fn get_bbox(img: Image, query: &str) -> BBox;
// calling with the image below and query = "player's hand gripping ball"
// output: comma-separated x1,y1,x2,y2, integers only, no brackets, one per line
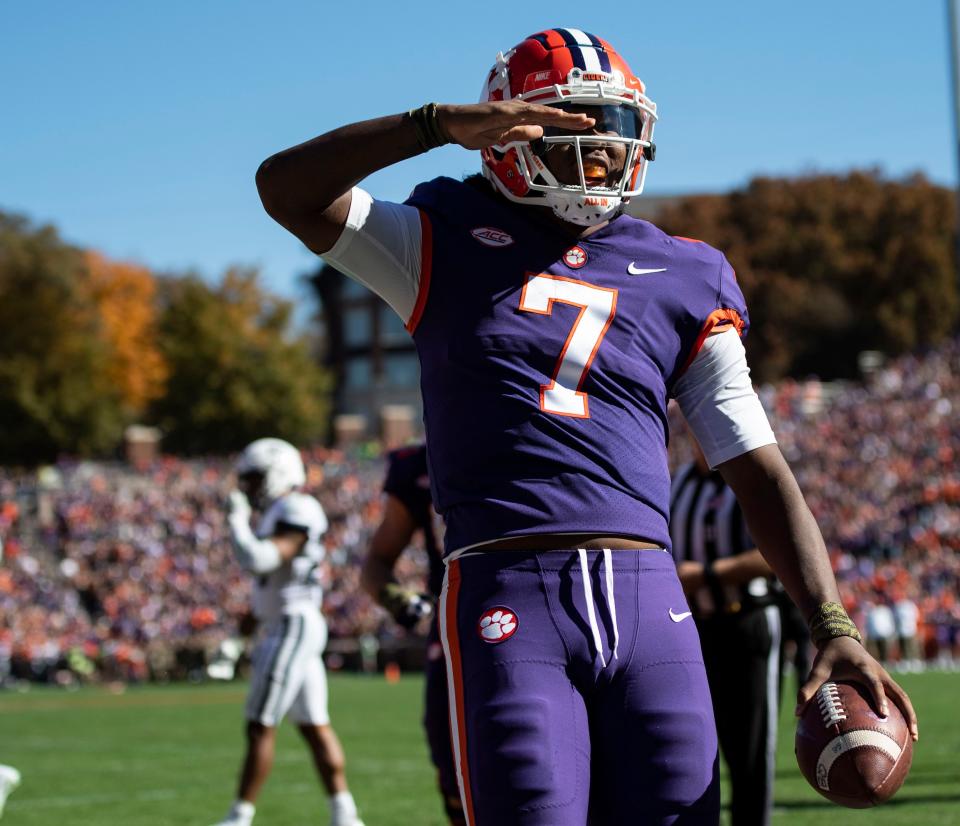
795,681,913,808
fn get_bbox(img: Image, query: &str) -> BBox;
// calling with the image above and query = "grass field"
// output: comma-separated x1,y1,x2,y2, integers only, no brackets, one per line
0,671,957,825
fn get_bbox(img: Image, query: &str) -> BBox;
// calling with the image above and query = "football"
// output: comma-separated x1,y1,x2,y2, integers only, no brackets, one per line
795,680,913,808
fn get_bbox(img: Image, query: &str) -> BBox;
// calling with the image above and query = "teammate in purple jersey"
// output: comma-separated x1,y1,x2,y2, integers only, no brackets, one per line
360,445,463,825
256,27,917,826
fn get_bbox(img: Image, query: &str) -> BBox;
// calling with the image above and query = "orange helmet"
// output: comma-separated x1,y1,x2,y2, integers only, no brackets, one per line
480,28,657,226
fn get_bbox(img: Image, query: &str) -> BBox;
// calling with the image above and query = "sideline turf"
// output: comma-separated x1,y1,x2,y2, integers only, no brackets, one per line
0,671,956,825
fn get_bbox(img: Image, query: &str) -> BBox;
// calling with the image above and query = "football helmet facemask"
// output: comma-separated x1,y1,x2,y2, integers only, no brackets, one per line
235,438,306,505
480,28,657,226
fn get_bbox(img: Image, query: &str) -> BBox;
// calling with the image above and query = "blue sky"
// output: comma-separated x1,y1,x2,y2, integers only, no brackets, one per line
1,1,954,301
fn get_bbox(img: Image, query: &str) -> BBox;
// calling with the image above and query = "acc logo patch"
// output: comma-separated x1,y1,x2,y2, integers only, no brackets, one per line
471,227,514,247
477,607,518,643
563,246,587,268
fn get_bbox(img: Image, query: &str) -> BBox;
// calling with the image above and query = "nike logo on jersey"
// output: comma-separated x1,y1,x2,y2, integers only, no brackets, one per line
627,263,667,276
669,608,693,622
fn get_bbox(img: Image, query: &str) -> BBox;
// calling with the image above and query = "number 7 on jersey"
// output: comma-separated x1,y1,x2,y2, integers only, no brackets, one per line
519,273,618,418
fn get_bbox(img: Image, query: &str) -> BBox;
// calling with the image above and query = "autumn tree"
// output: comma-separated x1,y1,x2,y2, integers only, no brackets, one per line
0,212,126,462
84,251,167,415
655,171,958,381
150,268,330,454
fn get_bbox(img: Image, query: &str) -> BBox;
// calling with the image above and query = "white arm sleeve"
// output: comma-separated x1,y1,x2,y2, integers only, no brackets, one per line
673,329,777,468
320,187,423,323
228,512,282,574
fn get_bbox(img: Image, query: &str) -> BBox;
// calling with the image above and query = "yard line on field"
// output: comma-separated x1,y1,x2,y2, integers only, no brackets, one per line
5,788,183,810
0,735,243,759
4,755,428,811
348,757,428,773
5,782,321,811
0,688,246,713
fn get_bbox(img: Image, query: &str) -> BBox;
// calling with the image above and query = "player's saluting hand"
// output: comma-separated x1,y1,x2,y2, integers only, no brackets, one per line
436,100,595,149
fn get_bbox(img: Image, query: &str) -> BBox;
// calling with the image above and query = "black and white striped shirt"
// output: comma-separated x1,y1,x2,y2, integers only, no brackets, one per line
669,462,764,616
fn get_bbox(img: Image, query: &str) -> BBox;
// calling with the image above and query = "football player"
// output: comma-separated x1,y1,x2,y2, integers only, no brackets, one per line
255,30,917,825
211,439,364,826
360,444,463,825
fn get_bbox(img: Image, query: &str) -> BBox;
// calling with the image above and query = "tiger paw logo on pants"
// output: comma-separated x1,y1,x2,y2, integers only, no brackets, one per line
477,607,518,643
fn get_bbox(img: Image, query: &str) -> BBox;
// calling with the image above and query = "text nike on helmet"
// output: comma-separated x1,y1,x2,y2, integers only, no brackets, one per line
235,438,306,503
480,28,657,227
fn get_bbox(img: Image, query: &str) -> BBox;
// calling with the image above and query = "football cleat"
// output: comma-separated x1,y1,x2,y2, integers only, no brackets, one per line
480,28,657,226
206,637,244,681
210,800,255,826
0,765,22,819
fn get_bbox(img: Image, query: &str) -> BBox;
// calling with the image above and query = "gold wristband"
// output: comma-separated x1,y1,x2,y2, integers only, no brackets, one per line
808,601,863,646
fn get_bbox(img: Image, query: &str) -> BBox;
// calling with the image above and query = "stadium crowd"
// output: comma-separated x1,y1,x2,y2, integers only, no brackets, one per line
767,338,960,667
0,339,958,684
0,450,422,684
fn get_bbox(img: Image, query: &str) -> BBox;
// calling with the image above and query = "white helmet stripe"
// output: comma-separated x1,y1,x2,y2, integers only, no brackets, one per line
563,27,594,47
580,45,603,74
561,28,603,73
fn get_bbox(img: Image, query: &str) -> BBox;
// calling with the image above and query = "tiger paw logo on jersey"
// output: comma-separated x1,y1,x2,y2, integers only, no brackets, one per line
563,246,587,268
477,607,518,643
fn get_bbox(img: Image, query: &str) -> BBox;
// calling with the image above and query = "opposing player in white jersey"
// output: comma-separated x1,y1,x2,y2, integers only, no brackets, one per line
212,438,364,826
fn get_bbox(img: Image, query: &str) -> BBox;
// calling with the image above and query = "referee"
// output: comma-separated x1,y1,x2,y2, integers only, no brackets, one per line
670,439,782,826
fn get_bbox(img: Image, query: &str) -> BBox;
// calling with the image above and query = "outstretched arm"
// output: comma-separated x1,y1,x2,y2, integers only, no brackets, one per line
718,444,918,740
361,495,432,629
255,100,596,253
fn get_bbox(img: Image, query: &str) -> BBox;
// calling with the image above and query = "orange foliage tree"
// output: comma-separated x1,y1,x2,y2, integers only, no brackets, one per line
83,251,168,415
0,213,125,462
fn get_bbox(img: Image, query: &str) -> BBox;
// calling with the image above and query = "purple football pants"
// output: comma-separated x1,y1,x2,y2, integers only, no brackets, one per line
439,550,720,826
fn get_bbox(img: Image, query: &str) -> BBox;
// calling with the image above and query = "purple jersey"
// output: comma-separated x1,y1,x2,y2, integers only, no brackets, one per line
383,444,444,597
406,177,748,553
